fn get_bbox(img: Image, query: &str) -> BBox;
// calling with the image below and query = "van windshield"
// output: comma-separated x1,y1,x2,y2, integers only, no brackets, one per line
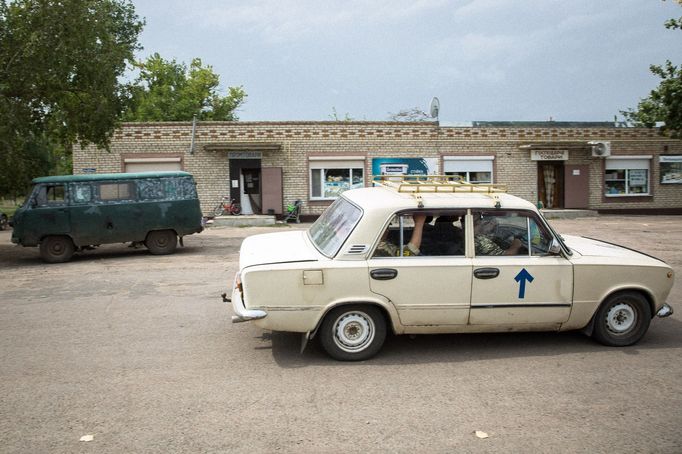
308,197,362,258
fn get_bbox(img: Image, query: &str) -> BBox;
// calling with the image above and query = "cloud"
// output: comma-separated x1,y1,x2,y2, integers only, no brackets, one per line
178,0,451,42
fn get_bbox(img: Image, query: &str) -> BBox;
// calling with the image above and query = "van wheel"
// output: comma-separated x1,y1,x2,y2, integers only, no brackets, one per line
39,236,75,263
592,291,651,347
145,230,177,255
319,305,387,361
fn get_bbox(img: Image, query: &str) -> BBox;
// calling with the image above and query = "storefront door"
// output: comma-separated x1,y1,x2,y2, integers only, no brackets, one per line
537,162,565,209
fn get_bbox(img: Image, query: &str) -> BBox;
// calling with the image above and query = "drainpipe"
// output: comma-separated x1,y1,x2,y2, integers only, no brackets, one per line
189,114,197,154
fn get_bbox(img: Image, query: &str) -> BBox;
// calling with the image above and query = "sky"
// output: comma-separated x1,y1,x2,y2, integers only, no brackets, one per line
132,0,682,124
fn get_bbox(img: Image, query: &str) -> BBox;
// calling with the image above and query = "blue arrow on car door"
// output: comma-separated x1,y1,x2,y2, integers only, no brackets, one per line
514,268,534,299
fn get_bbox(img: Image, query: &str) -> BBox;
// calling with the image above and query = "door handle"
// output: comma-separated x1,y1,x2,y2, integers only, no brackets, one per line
370,268,398,280
474,268,500,279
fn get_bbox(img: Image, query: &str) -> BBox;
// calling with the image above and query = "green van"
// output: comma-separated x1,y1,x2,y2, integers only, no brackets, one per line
11,171,204,263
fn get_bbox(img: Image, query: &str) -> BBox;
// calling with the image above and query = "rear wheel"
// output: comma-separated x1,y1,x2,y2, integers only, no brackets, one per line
230,203,242,215
319,305,387,361
145,230,177,255
592,291,651,347
39,235,75,263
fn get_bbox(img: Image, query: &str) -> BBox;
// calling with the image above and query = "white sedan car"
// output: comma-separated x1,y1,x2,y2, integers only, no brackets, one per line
227,177,674,360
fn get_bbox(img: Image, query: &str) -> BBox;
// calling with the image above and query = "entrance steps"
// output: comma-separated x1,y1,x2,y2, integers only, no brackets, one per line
540,209,598,219
208,214,277,228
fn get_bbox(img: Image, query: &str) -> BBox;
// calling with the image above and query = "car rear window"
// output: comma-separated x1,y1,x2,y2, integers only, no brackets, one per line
308,197,362,257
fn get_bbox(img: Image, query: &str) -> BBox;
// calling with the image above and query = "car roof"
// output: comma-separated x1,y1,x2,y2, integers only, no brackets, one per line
342,185,537,212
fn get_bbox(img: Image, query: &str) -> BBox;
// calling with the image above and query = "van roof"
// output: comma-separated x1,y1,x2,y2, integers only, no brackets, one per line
32,171,193,184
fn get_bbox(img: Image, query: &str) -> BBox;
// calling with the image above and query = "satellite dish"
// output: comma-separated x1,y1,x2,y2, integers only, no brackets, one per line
430,97,440,119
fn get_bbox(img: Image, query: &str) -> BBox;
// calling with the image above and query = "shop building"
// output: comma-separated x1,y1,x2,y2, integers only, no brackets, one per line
74,121,682,218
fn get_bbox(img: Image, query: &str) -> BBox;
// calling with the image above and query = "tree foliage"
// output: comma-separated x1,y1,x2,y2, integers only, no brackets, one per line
0,0,143,195
124,53,246,121
622,1,682,138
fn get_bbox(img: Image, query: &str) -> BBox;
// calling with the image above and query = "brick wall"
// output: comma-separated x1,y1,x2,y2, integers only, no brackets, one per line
74,121,682,216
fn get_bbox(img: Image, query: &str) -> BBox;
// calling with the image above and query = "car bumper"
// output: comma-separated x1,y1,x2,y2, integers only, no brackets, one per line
230,283,267,324
656,303,673,318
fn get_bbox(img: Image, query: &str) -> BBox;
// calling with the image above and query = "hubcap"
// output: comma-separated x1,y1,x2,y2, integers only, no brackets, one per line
606,303,636,334
333,311,375,353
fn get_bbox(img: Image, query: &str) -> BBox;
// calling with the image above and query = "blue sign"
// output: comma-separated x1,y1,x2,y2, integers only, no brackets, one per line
514,268,534,299
371,158,437,177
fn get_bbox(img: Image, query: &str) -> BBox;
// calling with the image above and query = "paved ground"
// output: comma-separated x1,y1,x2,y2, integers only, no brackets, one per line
0,216,681,453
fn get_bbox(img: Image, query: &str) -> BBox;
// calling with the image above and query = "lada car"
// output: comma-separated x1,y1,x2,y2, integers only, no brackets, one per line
227,176,674,361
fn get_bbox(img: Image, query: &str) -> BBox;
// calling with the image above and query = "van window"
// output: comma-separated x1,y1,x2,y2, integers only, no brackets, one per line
36,185,66,206
72,183,93,203
97,182,136,202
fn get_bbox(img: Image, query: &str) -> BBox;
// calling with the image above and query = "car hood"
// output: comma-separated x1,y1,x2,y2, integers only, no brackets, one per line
562,234,665,263
239,230,321,269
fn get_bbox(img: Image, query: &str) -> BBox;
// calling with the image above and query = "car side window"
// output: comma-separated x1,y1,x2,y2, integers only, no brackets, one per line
473,210,556,257
373,210,466,257
473,211,528,256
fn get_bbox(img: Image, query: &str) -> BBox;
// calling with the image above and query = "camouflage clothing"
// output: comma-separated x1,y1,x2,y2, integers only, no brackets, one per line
375,241,420,257
474,235,505,256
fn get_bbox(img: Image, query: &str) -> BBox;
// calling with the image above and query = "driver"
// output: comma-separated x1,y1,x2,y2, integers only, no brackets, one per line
473,215,523,256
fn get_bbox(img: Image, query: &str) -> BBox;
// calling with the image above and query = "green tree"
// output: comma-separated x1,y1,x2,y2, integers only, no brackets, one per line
124,53,246,121
0,0,143,195
623,1,682,138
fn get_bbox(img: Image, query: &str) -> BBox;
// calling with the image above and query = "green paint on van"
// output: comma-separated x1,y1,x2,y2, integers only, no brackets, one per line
11,172,203,262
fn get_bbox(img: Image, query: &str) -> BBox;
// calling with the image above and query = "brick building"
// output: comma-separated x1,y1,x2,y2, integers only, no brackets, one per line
74,121,682,218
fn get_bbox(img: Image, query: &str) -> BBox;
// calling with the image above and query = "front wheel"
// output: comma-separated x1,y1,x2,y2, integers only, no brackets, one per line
319,305,387,361
145,230,177,255
39,235,75,263
592,291,651,347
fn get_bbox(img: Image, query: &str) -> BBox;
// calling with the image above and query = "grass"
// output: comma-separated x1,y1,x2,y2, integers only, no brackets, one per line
0,199,23,218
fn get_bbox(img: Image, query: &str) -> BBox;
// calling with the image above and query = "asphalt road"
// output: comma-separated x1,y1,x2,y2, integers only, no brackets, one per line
1,216,681,453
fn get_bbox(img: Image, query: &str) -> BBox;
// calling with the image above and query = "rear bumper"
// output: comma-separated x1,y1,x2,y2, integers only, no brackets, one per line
229,281,267,323
656,303,673,318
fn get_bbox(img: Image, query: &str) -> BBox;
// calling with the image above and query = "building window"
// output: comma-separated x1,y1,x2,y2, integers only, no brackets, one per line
605,157,651,196
443,156,494,183
310,159,364,200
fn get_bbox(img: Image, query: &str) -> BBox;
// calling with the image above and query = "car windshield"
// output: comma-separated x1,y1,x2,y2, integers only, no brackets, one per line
308,197,362,258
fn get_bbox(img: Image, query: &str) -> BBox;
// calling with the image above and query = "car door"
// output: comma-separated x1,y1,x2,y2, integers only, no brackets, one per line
468,210,573,326
368,210,473,326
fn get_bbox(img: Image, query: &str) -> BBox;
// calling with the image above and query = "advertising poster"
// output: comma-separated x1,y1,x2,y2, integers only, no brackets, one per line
660,155,682,184
371,158,438,179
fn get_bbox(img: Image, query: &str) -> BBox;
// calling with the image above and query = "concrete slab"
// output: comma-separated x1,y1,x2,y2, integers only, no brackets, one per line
209,214,276,227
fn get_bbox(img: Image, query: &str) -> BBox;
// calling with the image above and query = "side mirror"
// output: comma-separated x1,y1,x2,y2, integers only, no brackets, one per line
30,198,37,208
549,238,562,255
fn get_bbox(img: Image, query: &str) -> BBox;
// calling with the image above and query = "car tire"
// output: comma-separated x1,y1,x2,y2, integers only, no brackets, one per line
145,230,177,255
39,235,75,263
319,305,387,361
592,291,651,347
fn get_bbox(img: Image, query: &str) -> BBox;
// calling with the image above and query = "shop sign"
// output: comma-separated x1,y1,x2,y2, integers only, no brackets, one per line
371,157,438,176
228,151,262,159
660,155,682,184
530,150,568,161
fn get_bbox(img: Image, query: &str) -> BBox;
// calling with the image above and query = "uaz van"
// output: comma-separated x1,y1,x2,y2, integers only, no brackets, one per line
11,171,203,263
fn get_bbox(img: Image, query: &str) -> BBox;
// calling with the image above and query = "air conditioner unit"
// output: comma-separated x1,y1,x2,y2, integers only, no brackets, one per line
588,141,611,157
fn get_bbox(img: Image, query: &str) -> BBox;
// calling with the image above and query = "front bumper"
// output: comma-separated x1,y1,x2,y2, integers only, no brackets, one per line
229,282,267,324
656,303,674,318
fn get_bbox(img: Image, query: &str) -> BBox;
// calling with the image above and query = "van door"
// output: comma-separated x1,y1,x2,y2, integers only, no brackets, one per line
93,180,139,243
23,184,71,244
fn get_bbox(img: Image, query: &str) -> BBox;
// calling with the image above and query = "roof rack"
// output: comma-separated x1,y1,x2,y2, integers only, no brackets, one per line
372,175,507,208
372,175,507,193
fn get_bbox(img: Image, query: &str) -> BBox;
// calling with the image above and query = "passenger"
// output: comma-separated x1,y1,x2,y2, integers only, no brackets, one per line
375,214,427,257
421,215,464,255
473,215,522,256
